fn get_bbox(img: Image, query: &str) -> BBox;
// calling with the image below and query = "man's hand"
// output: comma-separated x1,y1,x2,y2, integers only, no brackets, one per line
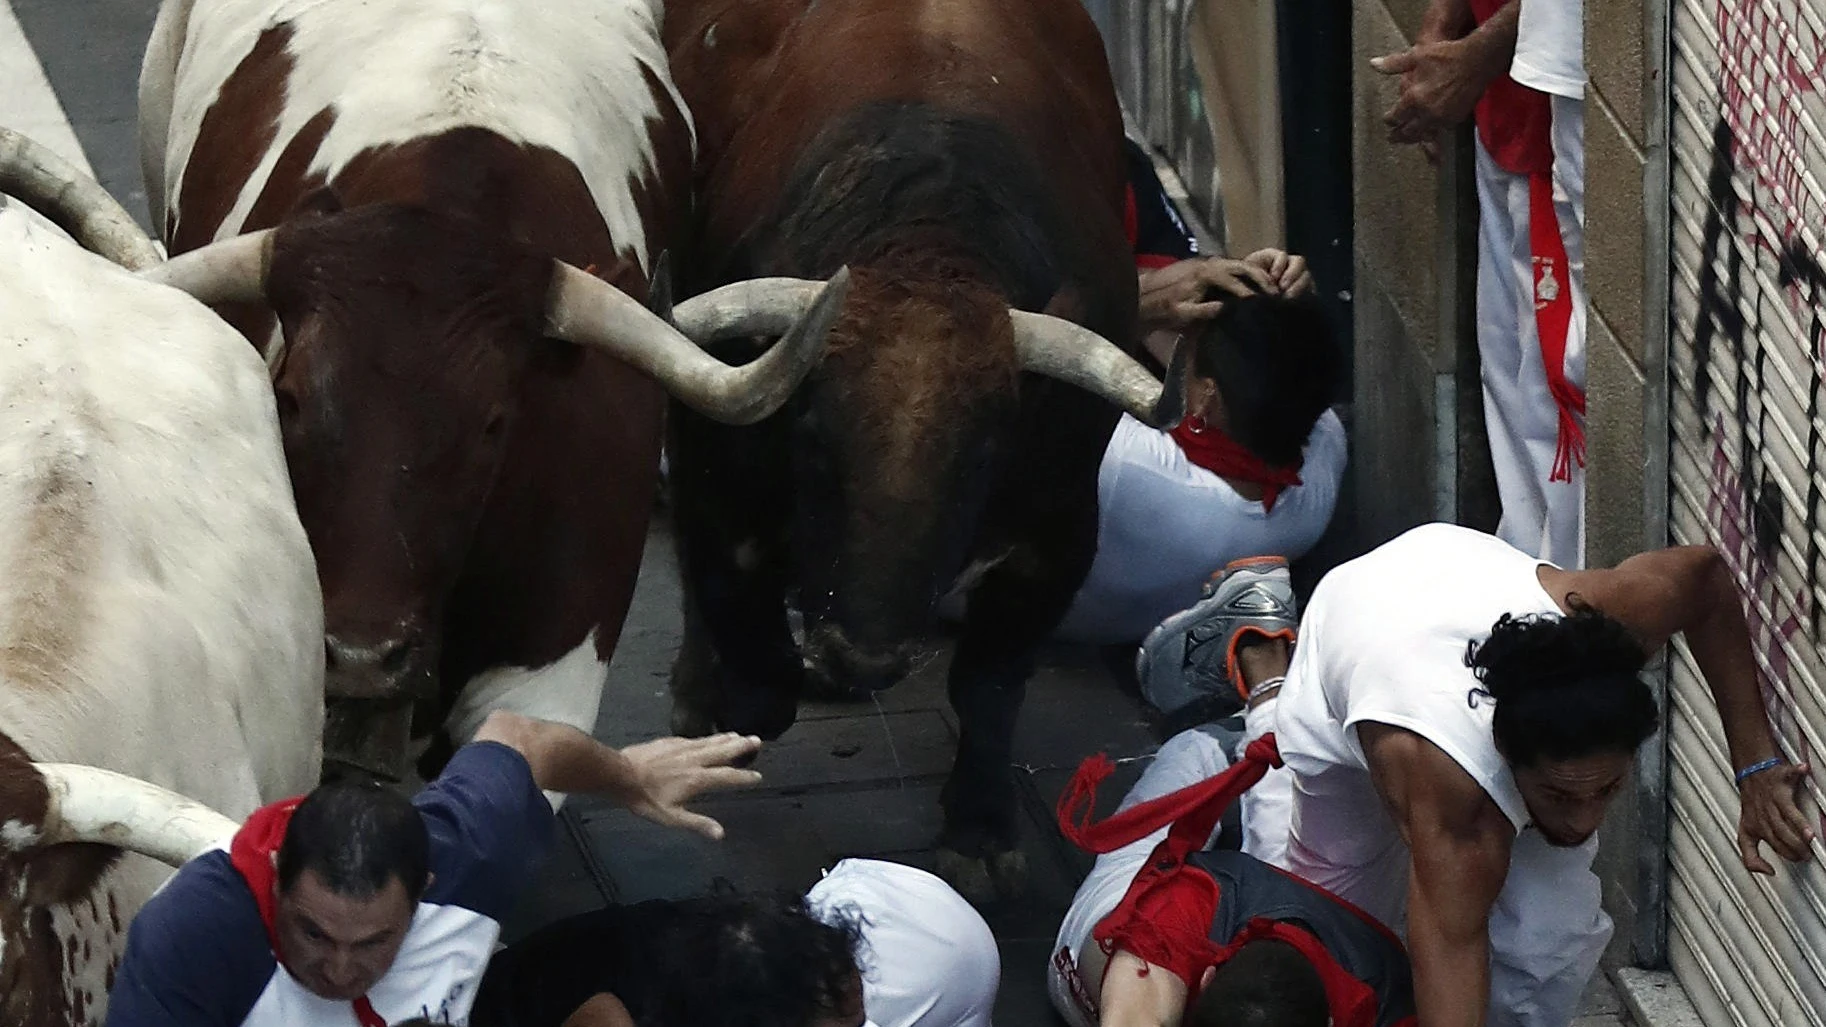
1371,0,1518,161
1243,248,1314,297
1738,761,1816,873
1137,257,1278,333
615,733,765,840
472,711,764,840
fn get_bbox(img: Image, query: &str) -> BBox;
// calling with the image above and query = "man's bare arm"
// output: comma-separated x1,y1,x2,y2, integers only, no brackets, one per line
473,710,763,839
1363,723,1514,1027
1550,549,1815,868
1097,951,1190,1027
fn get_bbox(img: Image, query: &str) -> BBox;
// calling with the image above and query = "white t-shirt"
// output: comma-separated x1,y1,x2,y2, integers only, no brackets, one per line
1511,0,1585,99
1264,524,1562,930
1053,409,1348,643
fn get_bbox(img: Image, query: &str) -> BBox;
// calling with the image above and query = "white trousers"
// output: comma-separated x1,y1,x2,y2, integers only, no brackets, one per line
1475,94,1588,569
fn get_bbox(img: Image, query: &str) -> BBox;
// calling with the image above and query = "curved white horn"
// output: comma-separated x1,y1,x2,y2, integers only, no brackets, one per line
668,277,834,343
32,763,238,868
139,229,275,305
0,127,164,271
546,264,851,425
1009,311,1187,428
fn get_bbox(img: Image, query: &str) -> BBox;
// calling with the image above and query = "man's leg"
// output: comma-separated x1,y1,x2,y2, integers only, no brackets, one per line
1540,93,1588,570
1237,641,1291,865
1476,138,1563,563
1486,830,1612,1027
1134,558,1296,859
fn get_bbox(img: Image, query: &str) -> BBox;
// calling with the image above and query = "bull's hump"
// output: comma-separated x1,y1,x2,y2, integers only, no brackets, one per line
164,0,694,267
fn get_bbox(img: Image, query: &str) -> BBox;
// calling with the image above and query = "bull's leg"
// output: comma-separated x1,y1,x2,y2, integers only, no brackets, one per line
936,384,1110,904
666,404,802,740
937,625,1042,903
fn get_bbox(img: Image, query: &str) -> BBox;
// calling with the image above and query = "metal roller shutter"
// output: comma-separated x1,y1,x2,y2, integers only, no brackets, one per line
1667,0,1826,1021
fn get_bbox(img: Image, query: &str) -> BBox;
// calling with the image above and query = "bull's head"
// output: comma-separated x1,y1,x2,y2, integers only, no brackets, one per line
673,266,1183,697
0,749,236,1026
137,204,848,709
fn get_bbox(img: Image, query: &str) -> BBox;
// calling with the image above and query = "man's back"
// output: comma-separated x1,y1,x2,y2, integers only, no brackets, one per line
1257,524,1560,922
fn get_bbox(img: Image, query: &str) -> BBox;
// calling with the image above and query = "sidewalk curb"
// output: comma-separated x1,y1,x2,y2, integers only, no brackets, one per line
1613,968,1705,1027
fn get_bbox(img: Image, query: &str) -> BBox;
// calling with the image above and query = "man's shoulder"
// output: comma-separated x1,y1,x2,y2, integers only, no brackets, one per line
1357,723,1515,833
110,851,277,1026
414,740,555,917
133,850,269,946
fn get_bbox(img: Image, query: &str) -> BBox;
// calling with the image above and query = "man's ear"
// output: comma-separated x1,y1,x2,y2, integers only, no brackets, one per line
1198,963,1217,991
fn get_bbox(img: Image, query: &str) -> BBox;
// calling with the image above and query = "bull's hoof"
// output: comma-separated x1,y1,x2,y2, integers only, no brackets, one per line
934,846,1028,906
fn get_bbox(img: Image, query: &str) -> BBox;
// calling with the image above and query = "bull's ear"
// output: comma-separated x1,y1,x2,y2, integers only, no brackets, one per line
290,185,344,221
647,250,675,322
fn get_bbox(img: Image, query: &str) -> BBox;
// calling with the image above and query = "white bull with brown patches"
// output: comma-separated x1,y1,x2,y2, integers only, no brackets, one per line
0,132,322,1026
135,0,849,782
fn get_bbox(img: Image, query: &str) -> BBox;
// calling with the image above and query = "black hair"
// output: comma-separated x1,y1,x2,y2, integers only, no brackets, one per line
1466,605,1660,767
276,778,430,903
1190,290,1342,468
1186,937,1329,1027
637,892,866,1027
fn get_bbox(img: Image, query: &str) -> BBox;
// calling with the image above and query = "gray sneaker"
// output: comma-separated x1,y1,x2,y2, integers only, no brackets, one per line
1136,556,1298,718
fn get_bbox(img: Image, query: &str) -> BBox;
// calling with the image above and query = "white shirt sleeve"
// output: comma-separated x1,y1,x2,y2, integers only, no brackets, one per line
1510,0,1586,99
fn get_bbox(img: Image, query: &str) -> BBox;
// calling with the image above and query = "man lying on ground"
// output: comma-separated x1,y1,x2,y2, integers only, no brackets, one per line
470,858,998,1027
1135,525,1813,1026
1048,727,1415,1027
105,712,764,1027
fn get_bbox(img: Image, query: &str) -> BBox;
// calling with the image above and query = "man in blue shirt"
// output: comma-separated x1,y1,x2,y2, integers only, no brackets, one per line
106,712,764,1027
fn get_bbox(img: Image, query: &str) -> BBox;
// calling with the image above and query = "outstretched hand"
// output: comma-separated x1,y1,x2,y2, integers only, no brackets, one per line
618,732,764,841
1738,760,1816,873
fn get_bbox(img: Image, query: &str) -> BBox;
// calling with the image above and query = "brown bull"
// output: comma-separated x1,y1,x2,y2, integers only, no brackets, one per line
661,0,1180,898
137,0,847,778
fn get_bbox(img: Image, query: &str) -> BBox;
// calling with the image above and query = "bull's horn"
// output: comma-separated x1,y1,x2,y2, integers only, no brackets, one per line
32,763,238,868
0,127,164,271
139,229,275,305
546,264,851,425
667,277,837,343
1009,311,1187,428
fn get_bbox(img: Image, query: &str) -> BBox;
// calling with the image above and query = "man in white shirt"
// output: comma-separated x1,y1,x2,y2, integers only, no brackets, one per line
1140,525,1811,1027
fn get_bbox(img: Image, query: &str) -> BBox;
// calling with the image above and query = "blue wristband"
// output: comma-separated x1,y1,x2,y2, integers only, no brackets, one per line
1735,756,1785,785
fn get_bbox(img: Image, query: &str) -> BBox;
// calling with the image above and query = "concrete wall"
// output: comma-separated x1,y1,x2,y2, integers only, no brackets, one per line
1583,0,1667,968
1350,0,1497,555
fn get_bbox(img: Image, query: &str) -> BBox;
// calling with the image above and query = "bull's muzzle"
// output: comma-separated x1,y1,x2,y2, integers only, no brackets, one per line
802,623,915,698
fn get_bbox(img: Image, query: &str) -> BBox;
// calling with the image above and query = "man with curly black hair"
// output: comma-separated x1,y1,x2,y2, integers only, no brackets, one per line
1132,522,1810,1027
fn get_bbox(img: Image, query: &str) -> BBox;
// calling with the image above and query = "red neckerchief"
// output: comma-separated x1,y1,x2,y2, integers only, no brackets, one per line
1469,0,1586,483
1169,416,1305,512
229,798,389,1027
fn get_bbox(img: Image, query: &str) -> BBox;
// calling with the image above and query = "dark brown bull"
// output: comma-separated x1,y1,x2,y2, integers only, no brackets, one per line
662,0,1180,898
